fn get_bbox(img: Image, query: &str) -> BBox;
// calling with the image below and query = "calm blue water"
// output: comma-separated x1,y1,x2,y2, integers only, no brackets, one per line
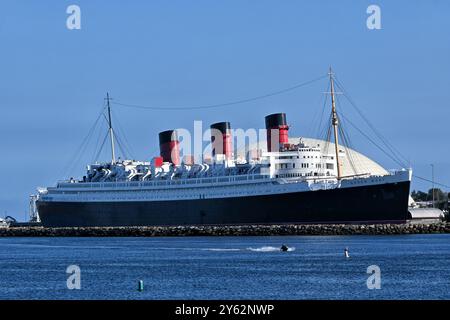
0,235,449,300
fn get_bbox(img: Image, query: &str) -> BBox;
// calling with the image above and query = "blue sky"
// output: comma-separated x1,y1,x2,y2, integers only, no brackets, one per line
1,1,449,220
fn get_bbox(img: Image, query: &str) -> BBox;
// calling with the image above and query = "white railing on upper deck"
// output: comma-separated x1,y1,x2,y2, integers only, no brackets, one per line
56,174,272,190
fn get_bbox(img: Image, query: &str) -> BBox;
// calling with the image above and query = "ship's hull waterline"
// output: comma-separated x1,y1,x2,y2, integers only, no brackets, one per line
37,180,411,227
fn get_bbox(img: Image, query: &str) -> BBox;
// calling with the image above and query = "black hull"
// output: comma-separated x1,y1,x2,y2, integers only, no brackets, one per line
37,181,411,227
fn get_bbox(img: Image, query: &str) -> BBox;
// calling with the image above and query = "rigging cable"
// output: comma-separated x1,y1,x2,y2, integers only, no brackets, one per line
337,116,358,175
111,110,136,159
94,131,110,163
338,112,406,169
333,77,450,189
333,77,409,168
335,96,362,175
91,116,107,163
333,101,449,189
412,175,450,189
321,112,333,173
61,105,106,177
114,133,130,160
94,105,136,161
315,81,330,139
307,81,329,138
111,75,328,111
93,113,115,161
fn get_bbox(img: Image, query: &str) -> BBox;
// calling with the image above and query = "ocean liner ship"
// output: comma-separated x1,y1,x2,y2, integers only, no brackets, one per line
35,71,412,227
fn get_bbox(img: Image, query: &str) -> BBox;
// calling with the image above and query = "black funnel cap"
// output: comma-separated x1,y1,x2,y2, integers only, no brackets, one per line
265,113,287,129
159,130,178,145
210,122,231,134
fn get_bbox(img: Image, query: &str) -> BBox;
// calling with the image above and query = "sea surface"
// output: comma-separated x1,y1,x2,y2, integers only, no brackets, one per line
0,234,449,300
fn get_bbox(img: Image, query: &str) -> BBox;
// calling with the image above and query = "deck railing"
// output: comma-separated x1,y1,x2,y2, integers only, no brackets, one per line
56,174,272,190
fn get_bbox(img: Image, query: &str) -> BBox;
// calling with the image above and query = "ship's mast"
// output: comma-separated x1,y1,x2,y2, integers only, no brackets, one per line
431,164,435,208
106,92,116,164
329,68,341,180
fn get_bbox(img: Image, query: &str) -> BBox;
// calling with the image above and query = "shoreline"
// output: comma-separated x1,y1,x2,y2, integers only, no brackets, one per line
1,222,449,237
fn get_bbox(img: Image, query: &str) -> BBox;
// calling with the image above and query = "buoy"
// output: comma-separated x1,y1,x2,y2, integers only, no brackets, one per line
138,280,144,292
344,247,350,258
